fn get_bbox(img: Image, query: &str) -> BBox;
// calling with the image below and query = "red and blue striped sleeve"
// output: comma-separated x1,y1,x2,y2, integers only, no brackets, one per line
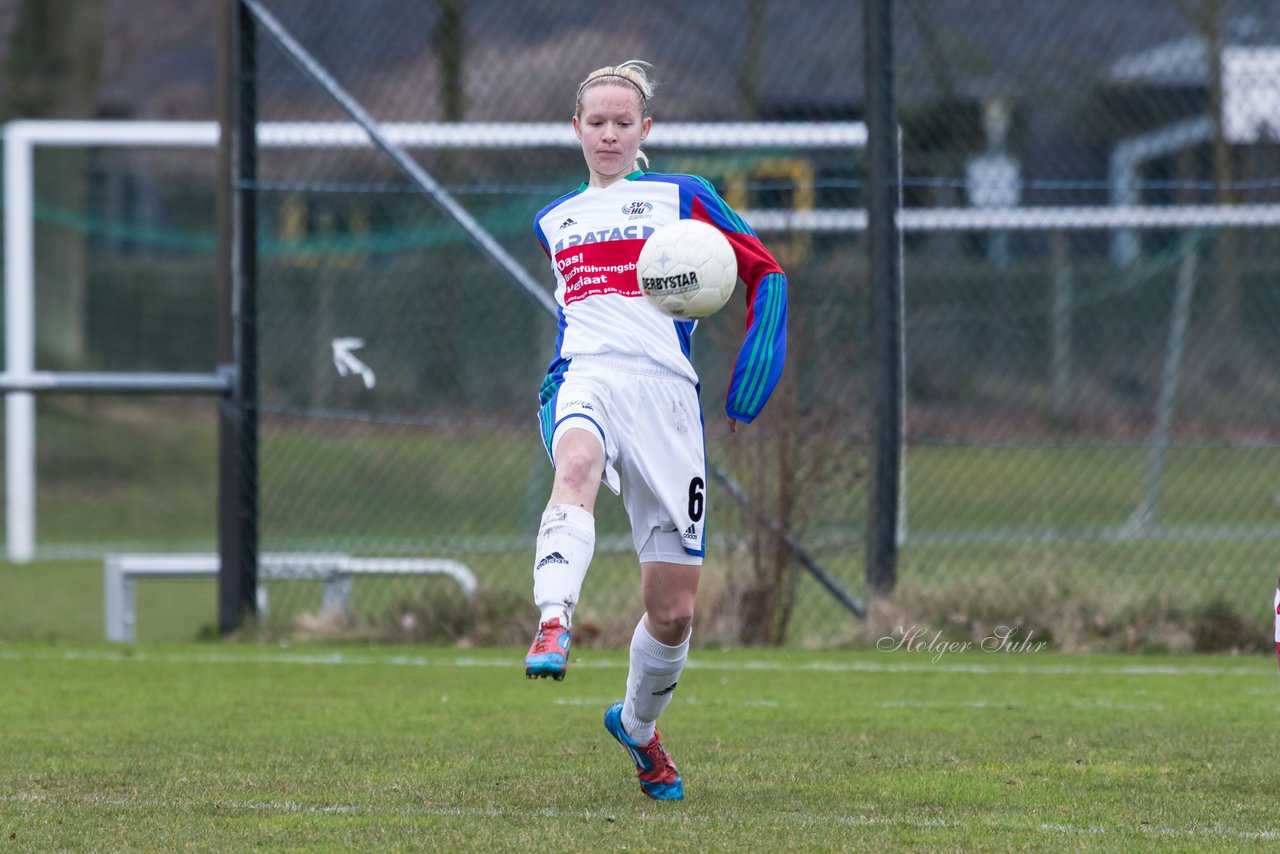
673,175,788,424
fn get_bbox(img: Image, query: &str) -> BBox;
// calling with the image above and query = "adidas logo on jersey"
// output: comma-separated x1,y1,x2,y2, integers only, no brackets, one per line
682,524,697,540
559,217,577,229
536,551,570,570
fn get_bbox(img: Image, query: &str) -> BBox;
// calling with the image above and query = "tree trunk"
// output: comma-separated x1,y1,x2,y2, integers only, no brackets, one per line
5,0,104,369
738,0,766,119
1203,0,1240,343
425,0,466,402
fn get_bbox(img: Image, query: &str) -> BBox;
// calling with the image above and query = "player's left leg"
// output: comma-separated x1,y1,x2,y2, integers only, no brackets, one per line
602,369,703,798
604,552,698,800
624,560,699,741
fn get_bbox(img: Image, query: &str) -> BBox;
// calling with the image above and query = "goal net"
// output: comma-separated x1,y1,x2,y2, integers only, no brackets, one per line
9,0,1279,644
231,0,869,641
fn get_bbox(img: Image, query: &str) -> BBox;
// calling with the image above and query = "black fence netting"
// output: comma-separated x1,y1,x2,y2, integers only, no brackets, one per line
14,0,1277,649
239,0,870,645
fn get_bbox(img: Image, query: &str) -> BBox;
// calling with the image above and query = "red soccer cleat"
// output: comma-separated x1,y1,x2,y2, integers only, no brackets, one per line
525,618,571,681
603,702,684,800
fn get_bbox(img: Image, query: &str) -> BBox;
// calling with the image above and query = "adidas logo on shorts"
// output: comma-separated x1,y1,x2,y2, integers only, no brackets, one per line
682,524,697,541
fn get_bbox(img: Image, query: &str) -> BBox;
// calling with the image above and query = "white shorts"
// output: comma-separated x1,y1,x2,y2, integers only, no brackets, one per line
539,354,706,564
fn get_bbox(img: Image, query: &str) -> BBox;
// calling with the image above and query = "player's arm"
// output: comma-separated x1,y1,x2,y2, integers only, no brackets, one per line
682,177,788,425
725,267,787,426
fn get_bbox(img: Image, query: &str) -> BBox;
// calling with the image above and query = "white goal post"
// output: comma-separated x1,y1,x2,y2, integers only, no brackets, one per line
2,118,866,562
104,552,477,643
8,119,1280,560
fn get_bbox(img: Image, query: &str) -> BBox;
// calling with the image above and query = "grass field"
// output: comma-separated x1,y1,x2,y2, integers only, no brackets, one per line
17,398,1278,652
0,642,1275,851
6,403,1277,846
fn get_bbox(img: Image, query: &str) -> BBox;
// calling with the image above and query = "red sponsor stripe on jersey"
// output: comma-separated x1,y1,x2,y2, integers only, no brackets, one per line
556,240,645,306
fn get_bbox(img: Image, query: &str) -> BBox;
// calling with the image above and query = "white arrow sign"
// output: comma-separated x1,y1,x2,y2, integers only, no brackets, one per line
331,337,376,389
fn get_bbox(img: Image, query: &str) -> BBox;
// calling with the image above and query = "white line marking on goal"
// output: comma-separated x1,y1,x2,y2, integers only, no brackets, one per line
555,695,783,708
1042,821,1278,841
0,646,1269,679
551,697,619,706
1041,822,1109,834
1,792,1274,840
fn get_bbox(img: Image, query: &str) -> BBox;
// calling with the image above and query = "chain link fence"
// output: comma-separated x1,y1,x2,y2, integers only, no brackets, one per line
889,0,1279,651
8,0,1278,648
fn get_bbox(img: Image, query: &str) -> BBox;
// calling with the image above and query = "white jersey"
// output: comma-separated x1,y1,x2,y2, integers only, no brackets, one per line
535,175,698,382
533,172,788,560
534,170,788,425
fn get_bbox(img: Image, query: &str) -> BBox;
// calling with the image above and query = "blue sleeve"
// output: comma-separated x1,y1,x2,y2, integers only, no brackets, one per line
663,174,788,423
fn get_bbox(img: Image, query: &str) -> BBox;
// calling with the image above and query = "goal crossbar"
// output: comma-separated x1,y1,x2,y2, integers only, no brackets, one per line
8,118,1279,564
0,371,232,394
3,118,868,149
2,118,865,563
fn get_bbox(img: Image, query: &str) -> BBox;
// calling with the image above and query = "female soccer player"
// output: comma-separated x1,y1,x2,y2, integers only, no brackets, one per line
524,60,788,801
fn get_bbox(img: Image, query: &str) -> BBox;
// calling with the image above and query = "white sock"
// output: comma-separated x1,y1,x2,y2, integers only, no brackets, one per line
621,617,689,745
532,504,595,627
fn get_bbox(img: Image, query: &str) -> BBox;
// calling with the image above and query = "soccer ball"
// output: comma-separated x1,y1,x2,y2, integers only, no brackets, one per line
636,220,738,320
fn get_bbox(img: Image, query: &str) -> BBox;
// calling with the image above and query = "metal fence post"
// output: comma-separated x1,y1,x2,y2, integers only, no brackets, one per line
864,0,902,596
216,0,260,633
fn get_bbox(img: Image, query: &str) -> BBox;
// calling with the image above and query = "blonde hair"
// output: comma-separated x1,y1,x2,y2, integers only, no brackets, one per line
575,60,656,170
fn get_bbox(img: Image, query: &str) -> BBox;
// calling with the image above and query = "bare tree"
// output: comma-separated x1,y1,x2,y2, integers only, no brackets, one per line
4,0,104,369
716,272,862,645
1176,0,1240,346
737,0,766,119
434,0,464,123
424,0,466,399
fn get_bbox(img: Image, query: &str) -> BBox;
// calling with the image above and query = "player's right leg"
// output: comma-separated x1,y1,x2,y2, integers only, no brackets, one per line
526,426,606,680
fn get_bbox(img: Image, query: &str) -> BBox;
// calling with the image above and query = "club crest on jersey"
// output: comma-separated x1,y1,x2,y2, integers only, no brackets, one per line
622,201,653,218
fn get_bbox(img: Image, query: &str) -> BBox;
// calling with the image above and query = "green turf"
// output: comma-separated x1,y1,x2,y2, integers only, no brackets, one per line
31,398,1280,548
0,642,1275,851
15,400,1277,649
